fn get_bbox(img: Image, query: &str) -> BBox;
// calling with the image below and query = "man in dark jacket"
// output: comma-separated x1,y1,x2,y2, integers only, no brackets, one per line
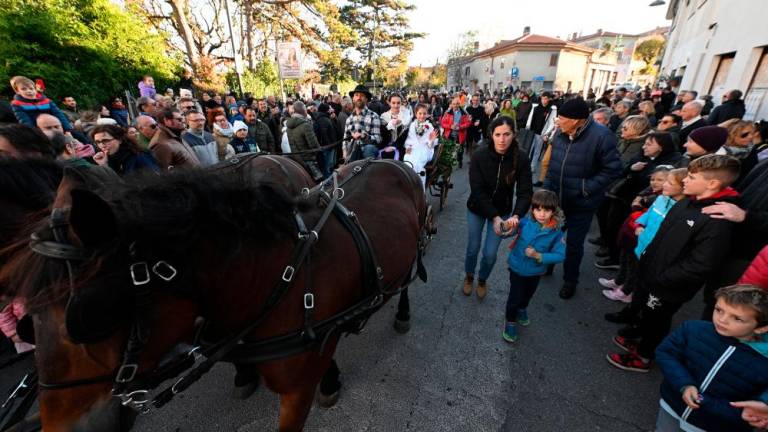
529,92,553,135
315,103,338,176
678,101,708,149
244,107,275,153
286,101,322,180
465,94,486,155
707,89,746,125
543,98,622,299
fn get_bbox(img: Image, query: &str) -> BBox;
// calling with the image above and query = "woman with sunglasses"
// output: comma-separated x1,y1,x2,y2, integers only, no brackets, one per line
91,124,159,176
720,120,758,187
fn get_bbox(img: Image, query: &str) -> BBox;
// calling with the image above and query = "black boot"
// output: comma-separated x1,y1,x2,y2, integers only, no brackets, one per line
559,283,576,299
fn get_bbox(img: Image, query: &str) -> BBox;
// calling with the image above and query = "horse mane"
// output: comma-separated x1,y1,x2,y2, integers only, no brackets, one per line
0,158,62,210
0,164,298,309
104,166,298,251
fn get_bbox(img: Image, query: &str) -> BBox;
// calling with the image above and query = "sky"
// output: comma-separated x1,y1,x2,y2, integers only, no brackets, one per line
407,0,671,66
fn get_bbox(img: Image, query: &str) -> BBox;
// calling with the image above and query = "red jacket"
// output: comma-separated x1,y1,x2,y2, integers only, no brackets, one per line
440,109,472,144
739,245,768,289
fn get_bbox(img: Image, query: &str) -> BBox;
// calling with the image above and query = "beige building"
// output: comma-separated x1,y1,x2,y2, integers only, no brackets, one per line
448,29,618,95
661,0,768,120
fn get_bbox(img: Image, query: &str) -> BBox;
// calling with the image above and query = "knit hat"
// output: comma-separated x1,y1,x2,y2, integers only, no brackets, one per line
688,126,728,153
558,98,590,120
232,120,248,134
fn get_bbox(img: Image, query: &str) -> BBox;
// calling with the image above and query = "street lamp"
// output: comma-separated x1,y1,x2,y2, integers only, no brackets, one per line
649,0,665,6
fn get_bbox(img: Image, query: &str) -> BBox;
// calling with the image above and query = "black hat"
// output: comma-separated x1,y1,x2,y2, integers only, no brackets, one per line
349,84,372,100
318,103,330,113
558,98,590,120
688,126,728,153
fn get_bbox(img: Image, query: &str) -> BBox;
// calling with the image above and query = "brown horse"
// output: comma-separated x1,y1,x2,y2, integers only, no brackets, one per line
0,154,426,431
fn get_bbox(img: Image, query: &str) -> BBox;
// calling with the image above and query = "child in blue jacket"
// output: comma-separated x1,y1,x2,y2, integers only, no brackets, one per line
9,76,72,131
503,189,566,342
655,284,768,431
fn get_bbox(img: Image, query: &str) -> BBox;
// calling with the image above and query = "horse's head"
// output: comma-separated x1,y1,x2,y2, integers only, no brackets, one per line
1,168,201,431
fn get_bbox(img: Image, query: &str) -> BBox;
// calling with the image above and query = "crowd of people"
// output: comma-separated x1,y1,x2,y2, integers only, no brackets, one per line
2,69,768,431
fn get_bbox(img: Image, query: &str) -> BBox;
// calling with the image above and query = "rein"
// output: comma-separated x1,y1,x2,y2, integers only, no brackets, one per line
28,155,427,416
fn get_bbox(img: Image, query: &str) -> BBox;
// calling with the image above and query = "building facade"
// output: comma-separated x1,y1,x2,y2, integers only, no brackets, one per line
450,30,620,95
661,0,768,120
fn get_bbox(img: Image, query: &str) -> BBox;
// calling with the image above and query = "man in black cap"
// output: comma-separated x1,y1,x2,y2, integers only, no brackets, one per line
342,85,382,161
543,98,622,299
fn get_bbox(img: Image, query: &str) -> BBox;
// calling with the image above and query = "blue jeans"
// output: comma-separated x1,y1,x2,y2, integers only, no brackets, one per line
362,144,378,159
464,209,506,281
322,148,336,177
562,209,594,287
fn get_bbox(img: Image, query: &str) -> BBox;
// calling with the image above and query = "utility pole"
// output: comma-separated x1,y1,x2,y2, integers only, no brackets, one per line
223,0,244,96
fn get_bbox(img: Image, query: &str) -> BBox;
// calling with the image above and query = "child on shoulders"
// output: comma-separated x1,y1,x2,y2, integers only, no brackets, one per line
503,190,566,342
9,76,73,131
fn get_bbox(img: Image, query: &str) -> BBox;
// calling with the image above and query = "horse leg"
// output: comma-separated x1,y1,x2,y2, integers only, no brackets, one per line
393,288,411,334
232,362,260,399
317,359,341,408
278,383,318,432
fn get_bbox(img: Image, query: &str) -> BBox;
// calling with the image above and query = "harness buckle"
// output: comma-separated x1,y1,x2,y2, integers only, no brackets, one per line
130,262,151,286
304,293,314,309
376,267,384,280
333,188,345,200
152,261,178,282
115,363,139,383
301,187,310,197
117,389,151,414
282,266,295,282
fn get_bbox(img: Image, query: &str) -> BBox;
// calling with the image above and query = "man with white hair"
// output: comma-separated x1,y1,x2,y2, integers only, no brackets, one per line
678,100,708,149
286,101,322,180
591,107,613,128
135,115,158,150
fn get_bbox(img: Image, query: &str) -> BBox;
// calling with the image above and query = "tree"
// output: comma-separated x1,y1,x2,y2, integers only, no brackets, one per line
446,30,478,62
634,38,665,74
0,0,180,106
339,0,425,84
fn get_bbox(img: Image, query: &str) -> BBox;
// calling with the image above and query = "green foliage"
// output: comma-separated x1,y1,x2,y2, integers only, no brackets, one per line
634,39,665,70
438,136,458,171
226,59,281,98
339,0,424,83
0,0,180,107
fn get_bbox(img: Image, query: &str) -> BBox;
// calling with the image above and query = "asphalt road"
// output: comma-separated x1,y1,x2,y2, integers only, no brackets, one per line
0,162,701,431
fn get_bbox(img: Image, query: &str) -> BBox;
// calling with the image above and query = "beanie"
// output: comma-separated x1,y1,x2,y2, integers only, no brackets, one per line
558,98,590,120
688,126,728,153
232,120,248,134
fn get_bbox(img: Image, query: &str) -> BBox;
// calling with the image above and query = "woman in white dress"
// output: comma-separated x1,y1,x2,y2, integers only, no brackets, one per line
404,104,440,187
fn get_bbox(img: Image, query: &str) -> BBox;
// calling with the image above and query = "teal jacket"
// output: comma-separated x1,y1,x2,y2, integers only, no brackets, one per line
507,214,566,276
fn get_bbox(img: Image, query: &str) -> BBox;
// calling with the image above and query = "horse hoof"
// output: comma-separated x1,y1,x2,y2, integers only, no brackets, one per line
232,377,260,399
317,390,340,408
393,319,411,334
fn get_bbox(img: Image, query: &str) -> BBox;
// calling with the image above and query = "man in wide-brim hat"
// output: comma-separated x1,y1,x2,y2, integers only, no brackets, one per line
348,84,372,100
342,84,381,161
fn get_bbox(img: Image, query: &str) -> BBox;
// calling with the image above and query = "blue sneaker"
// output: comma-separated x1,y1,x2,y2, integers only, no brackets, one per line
502,322,517,343
517,309,530,326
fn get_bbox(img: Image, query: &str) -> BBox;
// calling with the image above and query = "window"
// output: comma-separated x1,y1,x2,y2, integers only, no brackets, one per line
549,54,559,66
611,72,618,83
744,47,768,121
465,66,470,77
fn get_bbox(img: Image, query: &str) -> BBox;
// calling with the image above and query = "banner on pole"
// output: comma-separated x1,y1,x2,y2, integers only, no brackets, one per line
277,41,302,79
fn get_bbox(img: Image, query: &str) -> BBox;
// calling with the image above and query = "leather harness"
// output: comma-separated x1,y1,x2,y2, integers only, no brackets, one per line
29,154,428,415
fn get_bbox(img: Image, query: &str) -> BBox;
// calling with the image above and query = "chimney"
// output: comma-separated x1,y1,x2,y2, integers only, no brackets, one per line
523,26,531,36
572,32,578,40
473,41,480,53
598,28,603,35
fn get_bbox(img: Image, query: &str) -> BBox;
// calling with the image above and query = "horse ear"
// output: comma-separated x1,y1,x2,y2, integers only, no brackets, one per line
69,189,118,248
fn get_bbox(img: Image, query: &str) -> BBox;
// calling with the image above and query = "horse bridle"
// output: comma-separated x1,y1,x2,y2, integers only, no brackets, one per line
27,156,427,416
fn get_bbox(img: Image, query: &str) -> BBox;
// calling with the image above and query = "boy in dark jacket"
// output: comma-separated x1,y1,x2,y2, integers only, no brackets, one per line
607,154,742,372
654,284,768,432
9,76,72,131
